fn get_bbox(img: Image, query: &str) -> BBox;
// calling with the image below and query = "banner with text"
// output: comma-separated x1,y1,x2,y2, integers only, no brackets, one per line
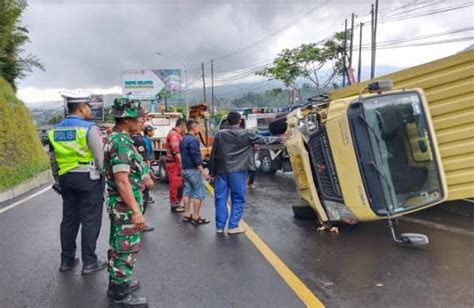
121,69,181,100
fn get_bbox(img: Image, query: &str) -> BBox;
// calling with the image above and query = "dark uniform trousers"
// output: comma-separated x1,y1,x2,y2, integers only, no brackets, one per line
59,172,104,265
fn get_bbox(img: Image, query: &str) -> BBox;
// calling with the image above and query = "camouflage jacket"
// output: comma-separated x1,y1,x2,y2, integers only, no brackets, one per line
104,128,149,217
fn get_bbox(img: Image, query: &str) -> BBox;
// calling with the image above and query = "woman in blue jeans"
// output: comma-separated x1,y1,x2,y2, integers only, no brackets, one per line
179,120,210,225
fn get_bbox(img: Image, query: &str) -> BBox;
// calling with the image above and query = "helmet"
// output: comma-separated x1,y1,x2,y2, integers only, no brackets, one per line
110,98,147,118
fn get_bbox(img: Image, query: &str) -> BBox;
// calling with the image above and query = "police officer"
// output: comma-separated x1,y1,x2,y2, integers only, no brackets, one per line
104,98,152,307
48,93,106,274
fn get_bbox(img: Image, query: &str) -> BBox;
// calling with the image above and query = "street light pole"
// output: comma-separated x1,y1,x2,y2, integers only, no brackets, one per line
154,52,189,118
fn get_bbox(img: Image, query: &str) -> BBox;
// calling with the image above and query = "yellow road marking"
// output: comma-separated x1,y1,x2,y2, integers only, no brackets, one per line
204,181,324,308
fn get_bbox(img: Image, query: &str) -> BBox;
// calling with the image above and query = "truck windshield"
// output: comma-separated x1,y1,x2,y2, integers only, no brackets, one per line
359,92,443,214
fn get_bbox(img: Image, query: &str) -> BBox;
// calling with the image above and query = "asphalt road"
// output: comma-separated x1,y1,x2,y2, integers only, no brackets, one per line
0,172,473,307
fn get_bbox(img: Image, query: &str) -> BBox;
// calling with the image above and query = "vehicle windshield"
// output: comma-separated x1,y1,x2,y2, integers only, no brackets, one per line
360,92,443,214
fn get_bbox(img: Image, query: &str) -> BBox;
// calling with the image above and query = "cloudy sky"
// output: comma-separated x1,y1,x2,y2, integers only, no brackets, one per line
18,0,473,103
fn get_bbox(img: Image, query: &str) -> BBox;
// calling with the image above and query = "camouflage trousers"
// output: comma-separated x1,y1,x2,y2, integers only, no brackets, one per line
107,211,142,286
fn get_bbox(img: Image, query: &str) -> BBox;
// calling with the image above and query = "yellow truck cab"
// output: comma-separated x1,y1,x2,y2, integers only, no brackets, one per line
286,82,448,245
285,50,473,245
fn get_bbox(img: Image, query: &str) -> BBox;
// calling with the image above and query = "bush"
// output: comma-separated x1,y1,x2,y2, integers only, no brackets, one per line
0,77,49,190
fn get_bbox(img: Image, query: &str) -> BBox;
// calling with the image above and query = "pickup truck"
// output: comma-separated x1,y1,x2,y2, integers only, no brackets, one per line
147,104,212,182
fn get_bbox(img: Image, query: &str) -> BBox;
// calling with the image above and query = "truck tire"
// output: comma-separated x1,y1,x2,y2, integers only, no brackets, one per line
259,151,277,175
158,158,168,183
292,205,318,220
269,116,287,135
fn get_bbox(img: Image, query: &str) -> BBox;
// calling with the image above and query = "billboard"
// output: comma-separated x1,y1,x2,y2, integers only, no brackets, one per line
121,69,181,99
89,95,104,120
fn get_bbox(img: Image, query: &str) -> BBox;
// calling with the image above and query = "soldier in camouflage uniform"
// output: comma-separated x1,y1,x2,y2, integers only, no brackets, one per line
104,98,153,307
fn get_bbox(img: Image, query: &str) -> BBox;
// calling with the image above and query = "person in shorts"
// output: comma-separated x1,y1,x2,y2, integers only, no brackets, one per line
179,120,210,226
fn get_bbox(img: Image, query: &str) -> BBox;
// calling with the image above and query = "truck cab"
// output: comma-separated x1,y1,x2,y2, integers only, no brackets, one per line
286,81,447,243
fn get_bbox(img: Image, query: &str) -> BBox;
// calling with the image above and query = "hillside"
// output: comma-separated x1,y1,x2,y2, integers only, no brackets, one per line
0,77,50,190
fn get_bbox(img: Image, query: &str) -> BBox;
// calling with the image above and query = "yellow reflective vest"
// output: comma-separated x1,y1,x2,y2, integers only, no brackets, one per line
48,116,94,175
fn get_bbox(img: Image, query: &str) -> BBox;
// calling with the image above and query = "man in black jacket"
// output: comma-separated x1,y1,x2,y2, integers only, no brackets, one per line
209,111,283,234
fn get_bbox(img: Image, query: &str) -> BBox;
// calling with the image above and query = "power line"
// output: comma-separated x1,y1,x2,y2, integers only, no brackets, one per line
207,0,472,98
355,36,473,51
213,0,332,62
380,2,473,23
354,27,474,49
375,36,474,49
380,0,445,19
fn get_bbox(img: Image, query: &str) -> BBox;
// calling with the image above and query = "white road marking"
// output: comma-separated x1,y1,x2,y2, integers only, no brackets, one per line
0,185,52,215
401,216,474,238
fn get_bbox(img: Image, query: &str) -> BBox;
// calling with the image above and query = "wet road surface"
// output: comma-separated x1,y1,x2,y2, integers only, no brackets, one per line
245,173,474,307
0,172,473,307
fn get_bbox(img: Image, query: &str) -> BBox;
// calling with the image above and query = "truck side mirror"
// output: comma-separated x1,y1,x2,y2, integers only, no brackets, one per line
400,233,429,246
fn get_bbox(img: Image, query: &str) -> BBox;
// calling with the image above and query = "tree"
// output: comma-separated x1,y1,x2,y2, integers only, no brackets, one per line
256,31,348,99
47,114,64,125
0,0,44,90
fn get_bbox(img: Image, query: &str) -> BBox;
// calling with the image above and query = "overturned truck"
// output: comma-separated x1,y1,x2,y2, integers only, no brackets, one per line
284,50,474,245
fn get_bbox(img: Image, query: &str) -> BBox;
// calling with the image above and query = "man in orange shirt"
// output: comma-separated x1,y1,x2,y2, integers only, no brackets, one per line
165,118,187,212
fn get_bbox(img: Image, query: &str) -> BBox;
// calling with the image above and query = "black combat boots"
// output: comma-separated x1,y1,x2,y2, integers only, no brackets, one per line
108,282,147,307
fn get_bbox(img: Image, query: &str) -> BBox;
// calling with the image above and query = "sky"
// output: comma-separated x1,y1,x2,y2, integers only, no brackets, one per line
17,0,474,104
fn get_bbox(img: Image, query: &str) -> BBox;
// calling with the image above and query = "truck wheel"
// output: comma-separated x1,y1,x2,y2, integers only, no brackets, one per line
292,205,318,220
269,116,287,135
158,158,168,183
259,152,277,175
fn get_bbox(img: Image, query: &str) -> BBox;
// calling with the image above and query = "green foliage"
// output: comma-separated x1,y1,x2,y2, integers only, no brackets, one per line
257,31,348,95
0,0,44,90
228,86,317,108
0,76,49,190
213,110,227,125
175,106,187,117
47,114,64,125
269,88,283,97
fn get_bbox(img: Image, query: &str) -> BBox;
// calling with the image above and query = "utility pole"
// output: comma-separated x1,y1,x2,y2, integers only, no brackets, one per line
211,60,215,116
371,4,375,79
373,0,379,78
349,13,355,71
371,1,379,79
357,22,364,83
342,18,348,87
201,62,207,104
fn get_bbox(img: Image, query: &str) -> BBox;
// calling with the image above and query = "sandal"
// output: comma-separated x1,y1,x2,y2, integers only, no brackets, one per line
191,217,210,226
182,214,192,223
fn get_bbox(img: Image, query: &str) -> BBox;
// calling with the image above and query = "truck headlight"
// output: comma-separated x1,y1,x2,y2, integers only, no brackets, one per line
324,201,358,225
298,114,319,141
